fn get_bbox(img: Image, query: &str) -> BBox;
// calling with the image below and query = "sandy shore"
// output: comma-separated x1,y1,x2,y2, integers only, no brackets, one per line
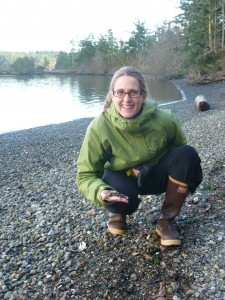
0,78,225,299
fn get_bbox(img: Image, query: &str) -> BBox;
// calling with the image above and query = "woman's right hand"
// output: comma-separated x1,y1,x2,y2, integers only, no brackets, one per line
101,190,129,203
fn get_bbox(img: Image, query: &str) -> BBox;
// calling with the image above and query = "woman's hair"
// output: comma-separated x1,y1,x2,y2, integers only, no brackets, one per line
103,66,147,111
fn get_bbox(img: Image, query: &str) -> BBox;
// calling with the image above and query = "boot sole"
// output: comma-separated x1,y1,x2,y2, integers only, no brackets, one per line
108,226,126,235
156,228,181,246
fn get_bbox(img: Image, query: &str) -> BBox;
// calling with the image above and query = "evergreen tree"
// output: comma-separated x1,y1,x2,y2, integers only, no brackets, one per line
125,20,152,55
55,52,70,70
178,0,223,72
12,56,35,74
97,29,119,72
77,35,96,64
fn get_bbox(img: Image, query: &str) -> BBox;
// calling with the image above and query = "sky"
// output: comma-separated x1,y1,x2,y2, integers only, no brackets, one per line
1,0,181,53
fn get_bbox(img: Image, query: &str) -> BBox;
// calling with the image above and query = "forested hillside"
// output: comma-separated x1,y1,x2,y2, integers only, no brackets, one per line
1,0,225,81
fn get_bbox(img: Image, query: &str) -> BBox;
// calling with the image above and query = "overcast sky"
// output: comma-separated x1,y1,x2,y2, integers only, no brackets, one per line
1,0,181,52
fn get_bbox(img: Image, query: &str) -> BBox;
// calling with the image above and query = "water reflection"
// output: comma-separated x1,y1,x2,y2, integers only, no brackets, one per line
0,75,184,134
72,75,110,104
14,75,35,83
146,78,182,101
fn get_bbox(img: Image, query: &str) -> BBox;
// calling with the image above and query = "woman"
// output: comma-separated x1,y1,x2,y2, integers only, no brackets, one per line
76,66,202,246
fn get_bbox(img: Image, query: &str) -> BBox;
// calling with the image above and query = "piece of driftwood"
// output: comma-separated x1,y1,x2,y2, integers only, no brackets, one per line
195,95,210,111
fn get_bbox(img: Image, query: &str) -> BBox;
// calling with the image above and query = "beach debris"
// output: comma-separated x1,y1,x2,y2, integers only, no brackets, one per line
151,282,166,299
195,95,210,111
78,241,87,251
60,292,69,300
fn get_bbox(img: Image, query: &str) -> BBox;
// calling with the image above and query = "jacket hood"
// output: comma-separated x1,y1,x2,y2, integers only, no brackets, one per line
106,101,158,131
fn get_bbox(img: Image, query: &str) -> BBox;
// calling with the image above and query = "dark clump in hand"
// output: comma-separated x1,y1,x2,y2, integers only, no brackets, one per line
110,191,128,198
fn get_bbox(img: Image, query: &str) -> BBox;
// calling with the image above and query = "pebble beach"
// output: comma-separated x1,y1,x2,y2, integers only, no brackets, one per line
0,78,225,300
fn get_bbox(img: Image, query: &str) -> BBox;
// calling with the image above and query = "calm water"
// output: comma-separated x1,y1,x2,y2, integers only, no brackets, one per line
0,75,185,134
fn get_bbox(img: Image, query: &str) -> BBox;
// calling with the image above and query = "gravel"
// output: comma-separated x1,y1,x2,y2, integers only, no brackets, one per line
0,78,225,300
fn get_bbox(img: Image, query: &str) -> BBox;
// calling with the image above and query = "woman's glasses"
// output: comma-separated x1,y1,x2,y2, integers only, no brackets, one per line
113,89,142,98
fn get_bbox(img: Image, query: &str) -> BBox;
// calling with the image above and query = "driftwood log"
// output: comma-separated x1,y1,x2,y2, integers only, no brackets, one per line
195,95,210,111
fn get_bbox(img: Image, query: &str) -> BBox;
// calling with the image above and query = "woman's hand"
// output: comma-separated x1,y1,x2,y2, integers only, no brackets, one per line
131,168,141,177
101,190,129,203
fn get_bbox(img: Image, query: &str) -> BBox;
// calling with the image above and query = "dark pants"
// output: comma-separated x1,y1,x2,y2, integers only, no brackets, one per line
102,145,202,215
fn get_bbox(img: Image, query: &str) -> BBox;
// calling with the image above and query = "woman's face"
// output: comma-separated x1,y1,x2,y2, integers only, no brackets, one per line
112,75,146,119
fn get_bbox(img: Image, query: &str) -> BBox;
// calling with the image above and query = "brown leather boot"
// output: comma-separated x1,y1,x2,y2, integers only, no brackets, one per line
156,177,189,246
108,213,127,235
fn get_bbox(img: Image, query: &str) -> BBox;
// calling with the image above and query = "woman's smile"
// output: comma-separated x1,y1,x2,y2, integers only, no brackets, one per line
112,75,146,118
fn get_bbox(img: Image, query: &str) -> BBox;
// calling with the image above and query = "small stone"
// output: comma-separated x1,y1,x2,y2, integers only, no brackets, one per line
4,291,12,300
48,229,55,236
130,273,137,281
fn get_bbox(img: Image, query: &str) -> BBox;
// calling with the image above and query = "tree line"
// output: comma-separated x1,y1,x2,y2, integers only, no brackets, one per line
0,0,224,79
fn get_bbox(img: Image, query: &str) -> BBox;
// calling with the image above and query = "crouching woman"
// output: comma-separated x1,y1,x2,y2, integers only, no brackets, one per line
76,66,202,246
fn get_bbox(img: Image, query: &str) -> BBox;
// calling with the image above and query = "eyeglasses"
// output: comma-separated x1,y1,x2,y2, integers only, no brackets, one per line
112,89,142,98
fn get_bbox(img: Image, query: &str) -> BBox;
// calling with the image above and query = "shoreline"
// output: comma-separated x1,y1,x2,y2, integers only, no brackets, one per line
1,78,225,299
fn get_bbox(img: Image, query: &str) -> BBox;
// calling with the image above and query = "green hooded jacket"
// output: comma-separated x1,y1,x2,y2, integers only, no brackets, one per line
76,101,187,207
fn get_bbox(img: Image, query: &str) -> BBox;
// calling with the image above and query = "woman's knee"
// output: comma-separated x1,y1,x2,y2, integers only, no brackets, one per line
178,145,201,163
170,145,202,193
